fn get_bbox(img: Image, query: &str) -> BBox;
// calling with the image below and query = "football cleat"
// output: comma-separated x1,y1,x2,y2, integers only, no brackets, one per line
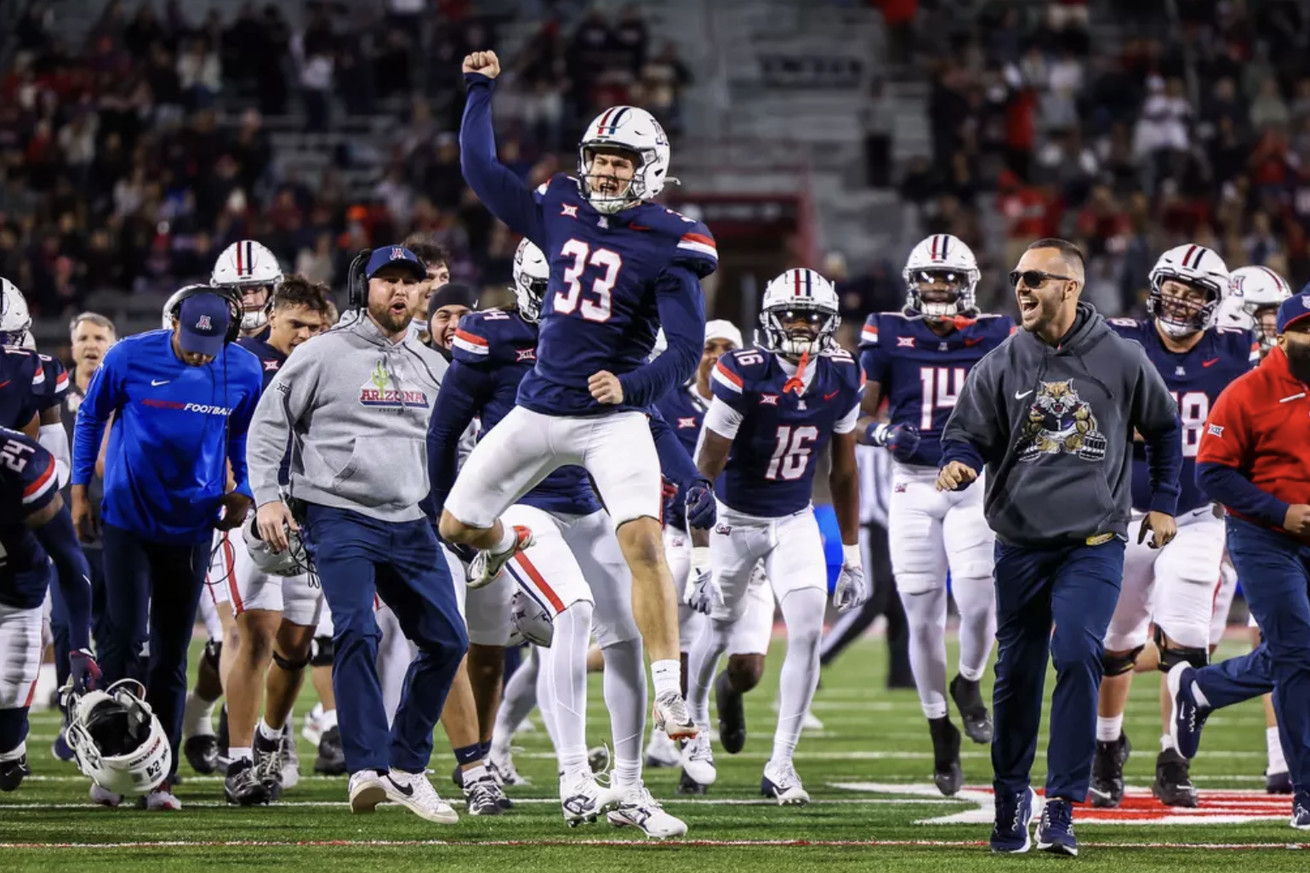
254,730,285,800
463,773,506,816
949,674,993,744
1153,748,1198,807
653,690,698,741
715,672,747,754
468,525,534,589
183,733,219,774
348,770,387,813
929,717,964,796
1035,797,1078,856
1088,732,1131,808
225,758,270,806
990,786,1036,853
1293,796,1310,830
301,704,326,747
607,783,688,839
383,769,459,824
280,730,300,791
680,733,717,786
643,728,681,768
0,753,29,791
675,768,709,795
559,768,621,826
1267,769,1294,795
314,726,346,775
137,781,182,811
760,759,809,805
1167,663,1211,759
489,749,529,787
89,784,124,807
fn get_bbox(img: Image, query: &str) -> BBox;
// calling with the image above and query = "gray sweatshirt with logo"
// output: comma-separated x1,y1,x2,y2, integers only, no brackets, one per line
940,302,1183,546
247,315,448,522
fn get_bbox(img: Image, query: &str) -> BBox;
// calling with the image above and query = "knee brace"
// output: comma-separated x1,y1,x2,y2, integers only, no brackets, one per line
309,635,334,667
1154,625,1208,672
1101,644,1144,677
202,638,222,672
272,649,311,673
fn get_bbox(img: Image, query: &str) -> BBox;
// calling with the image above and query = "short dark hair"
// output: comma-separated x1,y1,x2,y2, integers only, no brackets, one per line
273,274,333,316
1026,238,1086,274
403,233,450,270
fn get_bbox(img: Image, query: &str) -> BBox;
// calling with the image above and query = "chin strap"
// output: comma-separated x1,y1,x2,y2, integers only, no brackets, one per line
783,350,810,395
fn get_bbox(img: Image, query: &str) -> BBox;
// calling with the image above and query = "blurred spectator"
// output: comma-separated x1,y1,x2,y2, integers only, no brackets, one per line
178,38,223,111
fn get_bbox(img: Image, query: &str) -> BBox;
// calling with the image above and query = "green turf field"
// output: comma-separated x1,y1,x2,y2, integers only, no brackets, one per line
2,633,1303,871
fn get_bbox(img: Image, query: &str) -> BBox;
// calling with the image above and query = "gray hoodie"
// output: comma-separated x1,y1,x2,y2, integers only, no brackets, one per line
247,315,448,522
941,301,1182,547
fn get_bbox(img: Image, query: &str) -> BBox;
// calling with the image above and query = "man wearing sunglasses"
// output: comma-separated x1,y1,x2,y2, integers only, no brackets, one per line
936,238,1183,856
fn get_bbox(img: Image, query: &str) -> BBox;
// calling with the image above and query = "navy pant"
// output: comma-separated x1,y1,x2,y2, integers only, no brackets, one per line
992,537,1124,801
99,524,209,781
1196,518,1310,793
302,504,467,774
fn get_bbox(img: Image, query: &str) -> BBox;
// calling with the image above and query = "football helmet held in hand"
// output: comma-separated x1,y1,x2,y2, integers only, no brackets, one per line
243,512,311,577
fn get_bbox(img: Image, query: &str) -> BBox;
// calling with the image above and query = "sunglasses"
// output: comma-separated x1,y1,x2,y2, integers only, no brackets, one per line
1009,269,1074,288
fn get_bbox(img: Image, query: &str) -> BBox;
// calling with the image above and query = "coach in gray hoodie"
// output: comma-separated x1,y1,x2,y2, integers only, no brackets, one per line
937,238,1183,856
247,246,466,824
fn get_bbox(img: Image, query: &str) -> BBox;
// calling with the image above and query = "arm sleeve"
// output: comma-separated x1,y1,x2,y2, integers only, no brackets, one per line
33,504,92,651
426,360,491,518
226,364,262,499
616,266,705,409
940,356,1003,467
1130,347,1183,515
460,74,546,243
71,347,122,487
1196,461,1290,528
38,423,70,488
703,396,744,439
247,345,321,507
648,407,701,490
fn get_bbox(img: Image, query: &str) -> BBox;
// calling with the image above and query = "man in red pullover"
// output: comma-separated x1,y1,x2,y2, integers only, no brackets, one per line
1168,292,1310,829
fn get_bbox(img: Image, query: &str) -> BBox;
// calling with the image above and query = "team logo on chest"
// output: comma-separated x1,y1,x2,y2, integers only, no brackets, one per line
561,203,579,218
897,336,916,348
515,348,536,362
677,416,697,429
263,359,280,372
1175,365,1186,377
760,394,779,406
359,361,429,410
1017,379,1107,462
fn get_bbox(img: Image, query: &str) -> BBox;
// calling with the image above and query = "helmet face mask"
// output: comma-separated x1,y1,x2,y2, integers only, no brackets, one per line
576,106,671,215
243,514,312,577
759,269,840,360
512,239,550,322
902,235,980,321
211,240,283,331
1149,274,1219,337
0,277,33,347
1227,264,1292,354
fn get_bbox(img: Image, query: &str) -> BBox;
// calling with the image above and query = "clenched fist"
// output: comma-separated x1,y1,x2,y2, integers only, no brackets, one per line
936,460,978,492
462,50,501,79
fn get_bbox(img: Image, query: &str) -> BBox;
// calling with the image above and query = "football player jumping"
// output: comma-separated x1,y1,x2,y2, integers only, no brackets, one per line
688,268,867,805
442,51,714,740
1093,245,1256,808
856,234,1011,795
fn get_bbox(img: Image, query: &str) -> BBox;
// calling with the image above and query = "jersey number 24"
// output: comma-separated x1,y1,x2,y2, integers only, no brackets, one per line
556,239,621,322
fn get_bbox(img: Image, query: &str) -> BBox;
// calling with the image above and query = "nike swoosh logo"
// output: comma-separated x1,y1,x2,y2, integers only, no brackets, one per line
1202,358,1220,367
151,379,170,386
387,776,414,797
823,390,839,401
1014,390,1034,399
1086,786,1111,799
965,337,983,346
0,381,11,390
629,223,651,231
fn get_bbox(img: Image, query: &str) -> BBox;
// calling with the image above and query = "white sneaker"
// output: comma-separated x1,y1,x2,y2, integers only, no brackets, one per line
644,728,681,768
349,770,387,813
383,769,459,824
488,747,528,786
89,784,123,807
281,733,300,791
607,783,688,839
761,758,809,805
137,785,182,811
801,709,825,731
653,690,698,741
468,525,534,589
560,768,621,826
302,704,325,746
680,733,717,786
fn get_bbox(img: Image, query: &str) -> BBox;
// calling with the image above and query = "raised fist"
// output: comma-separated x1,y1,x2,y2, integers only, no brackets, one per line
462,50,501,79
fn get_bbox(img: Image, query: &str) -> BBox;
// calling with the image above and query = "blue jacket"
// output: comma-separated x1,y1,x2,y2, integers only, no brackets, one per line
72,330,263,544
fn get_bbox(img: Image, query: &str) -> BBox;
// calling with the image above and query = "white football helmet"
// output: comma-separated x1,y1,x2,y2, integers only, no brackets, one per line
512,238,550,323
577,106,671,214
901,234,981,320
0,277,33,347
1147,244,1229,338
211,240,283,331
160,287,188,329
66,679,171,796
759,268,841,358
1226,264,1292,353
242,513,311,577
509,589,553,648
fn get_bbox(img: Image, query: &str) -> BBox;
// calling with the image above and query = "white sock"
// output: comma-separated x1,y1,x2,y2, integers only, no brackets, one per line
601,637,646,788
183,691,217,737
492,522,516,555
900,587,949,720
258,718,284,741
549,601,593,774
771,588,826,766
492,647,540,756
1096,714,1124,742
687,618,732,728
952,575,996,682
463,762,489,784
320,707,338,731
650,659,682,699
230,745,253,763
1160,732,1176,754
1267,725,1288,773
534,646,560,755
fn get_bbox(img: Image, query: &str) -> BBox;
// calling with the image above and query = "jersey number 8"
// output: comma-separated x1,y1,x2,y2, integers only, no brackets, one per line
556,239,622,322
1170,390,1208,458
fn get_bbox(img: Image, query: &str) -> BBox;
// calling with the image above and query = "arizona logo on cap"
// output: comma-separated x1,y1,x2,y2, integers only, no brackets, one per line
392,247,406,260
195,315,212,331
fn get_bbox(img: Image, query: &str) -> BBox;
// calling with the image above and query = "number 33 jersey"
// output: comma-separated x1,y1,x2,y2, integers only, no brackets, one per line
858,313,1014,468
1106,318,1258,515
710,347,864,517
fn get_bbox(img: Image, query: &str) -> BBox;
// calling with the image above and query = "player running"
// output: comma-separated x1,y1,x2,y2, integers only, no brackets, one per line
688,268,868,804
855,234,1010,795
1091,244,1255,808
441,50,714,738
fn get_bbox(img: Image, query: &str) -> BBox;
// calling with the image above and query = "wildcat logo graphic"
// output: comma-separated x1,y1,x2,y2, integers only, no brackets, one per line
359,361,429,410
1018,379,1106,462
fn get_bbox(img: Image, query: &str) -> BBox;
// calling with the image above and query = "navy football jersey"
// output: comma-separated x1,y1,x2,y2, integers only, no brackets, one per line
710,347,864,517
1108,318,1258,515
859,313,1014,468
0,347,60,431
237,329,288,392
451,309,602,516
0,429,62,610
34,352,70,413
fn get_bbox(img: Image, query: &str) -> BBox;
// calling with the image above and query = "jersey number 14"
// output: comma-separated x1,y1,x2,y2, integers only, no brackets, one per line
919,367,967,429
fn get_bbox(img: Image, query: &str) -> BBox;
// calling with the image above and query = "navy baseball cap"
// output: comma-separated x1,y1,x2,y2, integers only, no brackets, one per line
1276,291,1310,334
366,246,426,280
178,293,231,356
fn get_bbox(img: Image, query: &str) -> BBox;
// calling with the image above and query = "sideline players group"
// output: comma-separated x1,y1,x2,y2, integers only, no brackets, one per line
0,44,1305,852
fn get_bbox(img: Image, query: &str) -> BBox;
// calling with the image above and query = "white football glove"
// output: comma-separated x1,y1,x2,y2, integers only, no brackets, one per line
833,545,868,613
683,546,723,616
